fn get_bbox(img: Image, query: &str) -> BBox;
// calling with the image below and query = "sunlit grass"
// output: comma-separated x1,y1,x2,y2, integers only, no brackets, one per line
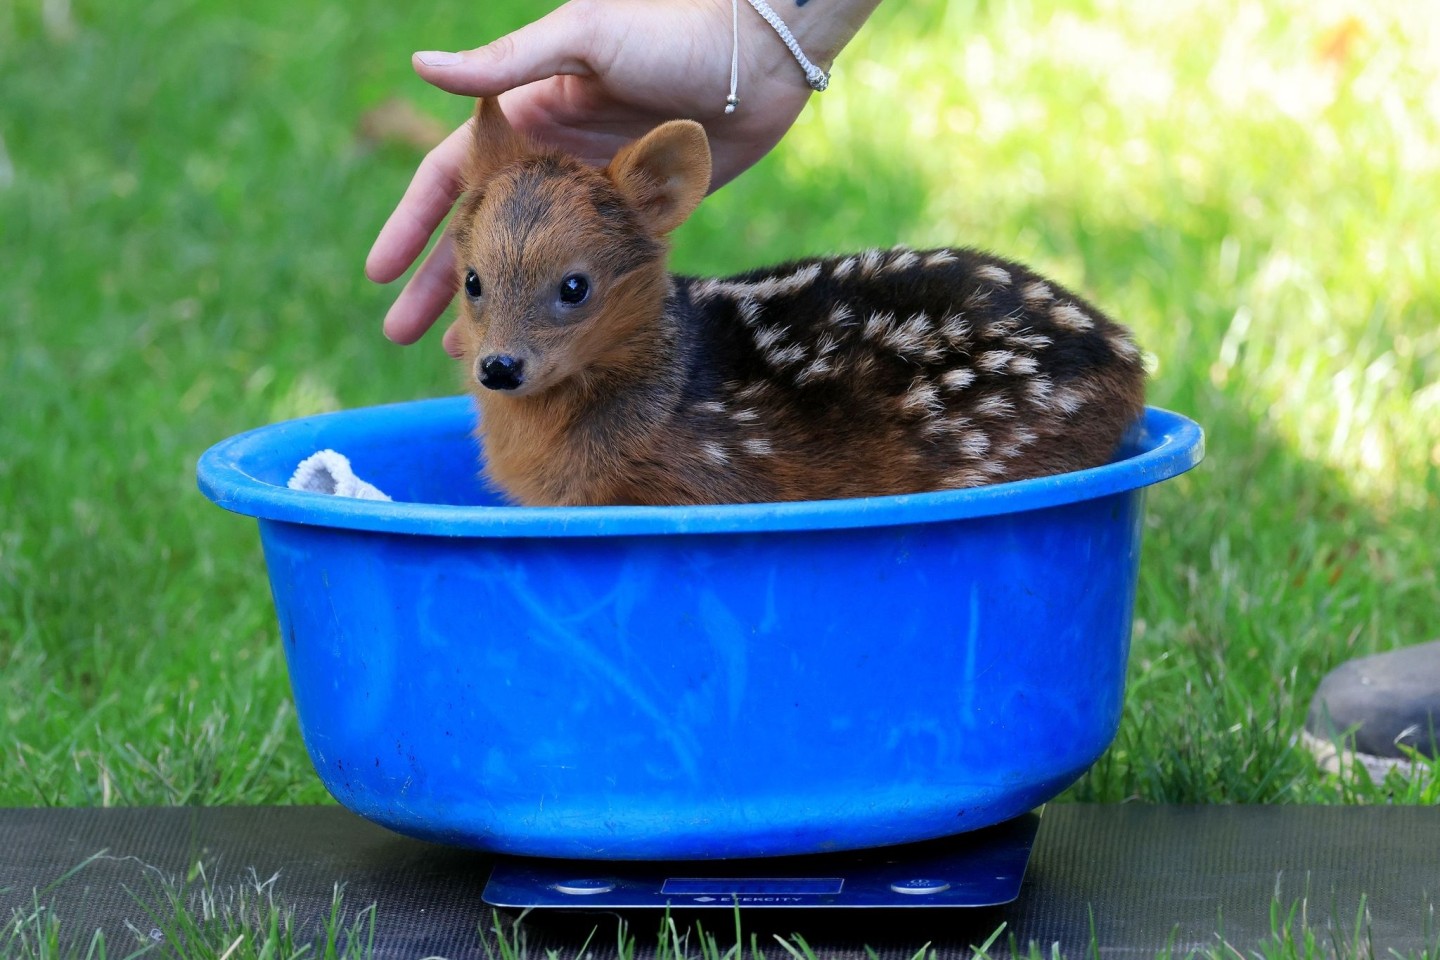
780,0,1439,509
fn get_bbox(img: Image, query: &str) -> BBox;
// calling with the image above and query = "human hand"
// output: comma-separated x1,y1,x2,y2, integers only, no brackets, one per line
367,0,831,355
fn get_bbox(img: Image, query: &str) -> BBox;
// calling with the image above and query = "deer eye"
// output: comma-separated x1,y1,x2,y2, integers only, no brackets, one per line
558,274,590,306
464,269,482,299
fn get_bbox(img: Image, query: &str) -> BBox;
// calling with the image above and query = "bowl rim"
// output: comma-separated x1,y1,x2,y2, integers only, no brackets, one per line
197,397,1204,538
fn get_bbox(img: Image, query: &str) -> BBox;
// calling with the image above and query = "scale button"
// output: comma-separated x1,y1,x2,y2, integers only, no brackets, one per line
553,879,615,896
890,879,951,895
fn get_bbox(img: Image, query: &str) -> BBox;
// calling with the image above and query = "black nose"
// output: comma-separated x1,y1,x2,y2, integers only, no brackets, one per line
479,354,525,391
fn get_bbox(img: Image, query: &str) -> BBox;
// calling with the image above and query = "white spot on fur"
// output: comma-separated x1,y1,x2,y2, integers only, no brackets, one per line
689,279,720,302
1007,330,1053,351
880,312,934,357
1108,332,1142,360
884,249,921,273
1025,376,1055,407
774,263,823,296
753,325,786,352
958,430,992,458
923,412,973,438
901,379,944,417
769,343,807,369
942,368,977,391
832,256,858,279
976,350,1017,373
922,416,953,438
987,315,1020,338
742,438,773,457
1052,385,1086,415
994,428,1040,461
938,313,972,346
693,400,727,415
1050,302,1095,332
858,249,884,277
973,394,1016,418
923,249,959,268
732,407,760,423
705,263,823,303
735,297,763,327
814,332,841,358
1008,355,1041,376
828,303,856,328
796,356,834,384
975,264,1012,286
862,310,896,341
963,287,991,310
1020,282,1054,306
700,440,730,465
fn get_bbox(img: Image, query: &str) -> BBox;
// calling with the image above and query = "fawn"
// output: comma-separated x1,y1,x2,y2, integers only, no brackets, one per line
451,98,1146,507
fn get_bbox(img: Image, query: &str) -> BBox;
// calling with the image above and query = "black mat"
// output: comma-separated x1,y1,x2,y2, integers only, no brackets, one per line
3,805,1436,958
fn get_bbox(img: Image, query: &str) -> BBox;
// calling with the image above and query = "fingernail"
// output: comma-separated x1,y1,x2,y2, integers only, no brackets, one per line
415,50,462,67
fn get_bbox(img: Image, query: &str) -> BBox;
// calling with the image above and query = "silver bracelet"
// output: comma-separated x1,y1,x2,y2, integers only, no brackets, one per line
725,0,831,115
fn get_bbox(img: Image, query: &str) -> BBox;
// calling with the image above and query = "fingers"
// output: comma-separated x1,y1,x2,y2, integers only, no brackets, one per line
382,229,459,346
370,3,598,349
412,4,595,98
366,120,476,284
441,321,463,359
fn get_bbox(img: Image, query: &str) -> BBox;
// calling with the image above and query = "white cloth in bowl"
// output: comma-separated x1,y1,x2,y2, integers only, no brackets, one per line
288,450,392,501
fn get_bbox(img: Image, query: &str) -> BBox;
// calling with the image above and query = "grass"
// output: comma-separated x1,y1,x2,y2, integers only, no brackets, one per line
6,866,1439,960
4,855,377,959
1,0,1438,953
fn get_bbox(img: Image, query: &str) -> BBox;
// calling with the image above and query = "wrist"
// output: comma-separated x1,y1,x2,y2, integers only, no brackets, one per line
755,0,881,73
745,0,829,92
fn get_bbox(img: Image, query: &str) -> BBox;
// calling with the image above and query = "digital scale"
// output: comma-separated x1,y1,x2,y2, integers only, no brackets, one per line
482,809,1042,911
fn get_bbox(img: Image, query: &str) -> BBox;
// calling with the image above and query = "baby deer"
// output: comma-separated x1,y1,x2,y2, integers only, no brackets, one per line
451,98,1146,506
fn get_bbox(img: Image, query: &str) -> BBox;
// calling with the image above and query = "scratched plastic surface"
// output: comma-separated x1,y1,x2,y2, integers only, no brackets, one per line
198,396,1203,859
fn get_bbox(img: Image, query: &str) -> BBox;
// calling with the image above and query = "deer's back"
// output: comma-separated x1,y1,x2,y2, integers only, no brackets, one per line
651,246,1146,502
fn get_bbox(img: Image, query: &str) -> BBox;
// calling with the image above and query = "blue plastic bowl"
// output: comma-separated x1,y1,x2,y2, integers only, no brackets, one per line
198,396,1202,859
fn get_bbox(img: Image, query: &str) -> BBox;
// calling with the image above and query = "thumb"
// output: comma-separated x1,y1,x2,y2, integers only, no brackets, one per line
413,8,594,98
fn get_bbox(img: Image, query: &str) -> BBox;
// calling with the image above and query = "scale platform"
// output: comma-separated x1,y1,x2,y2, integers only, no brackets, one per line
482,809,1042,910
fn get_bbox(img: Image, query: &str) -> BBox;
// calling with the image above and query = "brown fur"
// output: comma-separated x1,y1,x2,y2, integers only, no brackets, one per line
451,99,1147,506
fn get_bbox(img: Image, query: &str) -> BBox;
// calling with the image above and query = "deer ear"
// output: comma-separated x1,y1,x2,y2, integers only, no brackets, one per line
606,120,712,236
463,97,527,190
